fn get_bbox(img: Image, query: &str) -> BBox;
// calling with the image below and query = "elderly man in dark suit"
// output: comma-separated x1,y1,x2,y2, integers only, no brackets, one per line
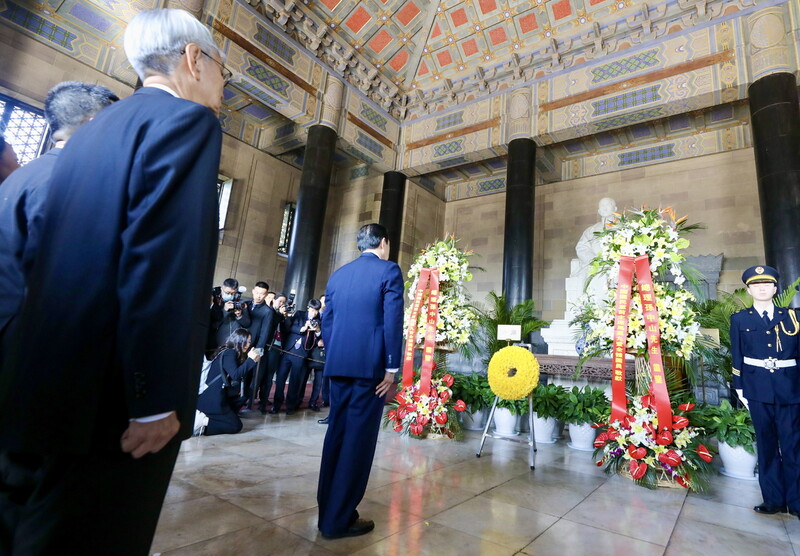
317,223,404,539
0,81,118,343
0,9,226,555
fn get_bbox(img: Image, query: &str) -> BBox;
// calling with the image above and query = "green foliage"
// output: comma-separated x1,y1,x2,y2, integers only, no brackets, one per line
558,386,610,425
451,372,493,412
776,276,800,307
461,291,549,366
496,396,530,415
693,399,756,453
530,383,568,420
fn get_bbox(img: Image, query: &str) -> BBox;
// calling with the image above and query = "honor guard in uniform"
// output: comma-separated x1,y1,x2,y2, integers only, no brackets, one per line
730,265,800,518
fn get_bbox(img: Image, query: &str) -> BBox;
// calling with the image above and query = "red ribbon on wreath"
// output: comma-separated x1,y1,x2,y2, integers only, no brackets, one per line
610,256,673,432
401,268,440,395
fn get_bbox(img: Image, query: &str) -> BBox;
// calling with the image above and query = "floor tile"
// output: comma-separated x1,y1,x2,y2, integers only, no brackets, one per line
271,500,422,555
680,496,789,540
430,496,558,550
362,475,477,519
349,520,516,556
521,518,665,556
151,495,263,553
665,514,793,555
159,522,336,555
217,473,321,520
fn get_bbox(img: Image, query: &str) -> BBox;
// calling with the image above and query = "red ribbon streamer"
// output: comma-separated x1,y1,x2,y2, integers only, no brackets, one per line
633,257,673,432
610,257,634,423
401,268,440,394
610,256,673,430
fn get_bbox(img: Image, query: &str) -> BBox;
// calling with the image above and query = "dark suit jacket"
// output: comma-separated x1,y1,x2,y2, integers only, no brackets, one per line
731,306,800,404
321,252,404,380
281,310,317,355
0,87,222,454
197,349,256,416
0,149,60,336
209,301,252,349
248,301,279,350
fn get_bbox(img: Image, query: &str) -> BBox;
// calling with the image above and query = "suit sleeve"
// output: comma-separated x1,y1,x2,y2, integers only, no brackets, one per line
321,287,333,348
730,313,742,390
382,263,405,369
221,349,256,381
117,104,221,419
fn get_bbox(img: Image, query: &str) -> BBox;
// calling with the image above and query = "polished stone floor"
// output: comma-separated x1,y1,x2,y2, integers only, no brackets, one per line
151,411,800,555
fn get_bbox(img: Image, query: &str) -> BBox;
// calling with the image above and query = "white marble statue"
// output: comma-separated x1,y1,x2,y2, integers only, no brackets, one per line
566,197,617,316
543,197,618,356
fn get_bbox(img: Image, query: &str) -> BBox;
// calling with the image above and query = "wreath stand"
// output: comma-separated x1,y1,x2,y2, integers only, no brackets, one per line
476,392,536,469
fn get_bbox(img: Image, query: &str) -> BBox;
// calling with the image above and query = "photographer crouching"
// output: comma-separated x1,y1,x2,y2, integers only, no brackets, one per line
196,329,262,435
206,277,251,359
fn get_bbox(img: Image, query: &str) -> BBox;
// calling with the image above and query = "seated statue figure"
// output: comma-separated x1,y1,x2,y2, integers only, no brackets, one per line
571,197,617,305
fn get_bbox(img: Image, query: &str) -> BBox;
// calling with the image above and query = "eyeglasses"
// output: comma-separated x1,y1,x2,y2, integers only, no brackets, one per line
202,50,233,84
181,47,232,84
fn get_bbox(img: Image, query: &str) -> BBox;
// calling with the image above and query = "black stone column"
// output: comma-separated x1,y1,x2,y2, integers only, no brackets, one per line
749,72,800,306
283,124,337,307
378,171,406,263
502,138,536,308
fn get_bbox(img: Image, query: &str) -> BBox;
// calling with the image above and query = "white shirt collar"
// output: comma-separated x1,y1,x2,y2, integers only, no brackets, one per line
145,84,179,97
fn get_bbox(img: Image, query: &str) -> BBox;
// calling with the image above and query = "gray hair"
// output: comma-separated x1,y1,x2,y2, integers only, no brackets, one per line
124,9,222,80
45,82,119,141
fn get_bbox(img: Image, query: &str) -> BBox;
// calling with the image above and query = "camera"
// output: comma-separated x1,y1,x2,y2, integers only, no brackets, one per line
212,286,247,312
310,319,320,329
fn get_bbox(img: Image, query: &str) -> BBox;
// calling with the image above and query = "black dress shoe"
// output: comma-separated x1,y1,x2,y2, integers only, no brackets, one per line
789,509,800,518
268,408,279,414
321,518,375,539
318,416,329,425
259,408,267,415
754,504,786,514
322,402,330,408
310,405,321,412
286,410,295,416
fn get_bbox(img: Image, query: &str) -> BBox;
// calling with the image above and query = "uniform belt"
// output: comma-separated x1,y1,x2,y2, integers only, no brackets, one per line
743,356,797,370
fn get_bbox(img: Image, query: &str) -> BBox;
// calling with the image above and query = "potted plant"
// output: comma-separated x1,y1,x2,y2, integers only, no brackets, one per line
451,372,493,430
530,383,567,444
558,386,609,451
493,397,528,437
695,399,757,480
462,291,549,366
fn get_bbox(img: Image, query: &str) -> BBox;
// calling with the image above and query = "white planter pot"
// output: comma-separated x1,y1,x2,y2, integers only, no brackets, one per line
461,408,486,430
493,407,518,437
532,413,557,444
567,422,596,451
719,441,758,480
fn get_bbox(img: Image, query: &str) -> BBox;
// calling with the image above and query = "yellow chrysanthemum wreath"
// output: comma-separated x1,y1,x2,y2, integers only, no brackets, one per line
488,346,540,400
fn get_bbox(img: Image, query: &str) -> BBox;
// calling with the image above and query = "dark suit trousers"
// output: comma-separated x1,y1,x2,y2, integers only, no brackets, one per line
0,441,181,556
257,347,282,409
275,349,307,411
749,400,800,510
317,377,384,536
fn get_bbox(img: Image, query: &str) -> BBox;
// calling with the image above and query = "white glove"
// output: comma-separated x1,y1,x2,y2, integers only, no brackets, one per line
735,389,750,410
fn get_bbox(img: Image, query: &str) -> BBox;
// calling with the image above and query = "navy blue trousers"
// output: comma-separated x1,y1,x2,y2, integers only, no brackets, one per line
749,400,800,510
274,349,307,411
317,377,384,535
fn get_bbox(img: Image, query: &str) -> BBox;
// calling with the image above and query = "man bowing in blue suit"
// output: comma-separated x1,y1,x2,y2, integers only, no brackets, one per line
0,9,226,555
317,223,405,539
